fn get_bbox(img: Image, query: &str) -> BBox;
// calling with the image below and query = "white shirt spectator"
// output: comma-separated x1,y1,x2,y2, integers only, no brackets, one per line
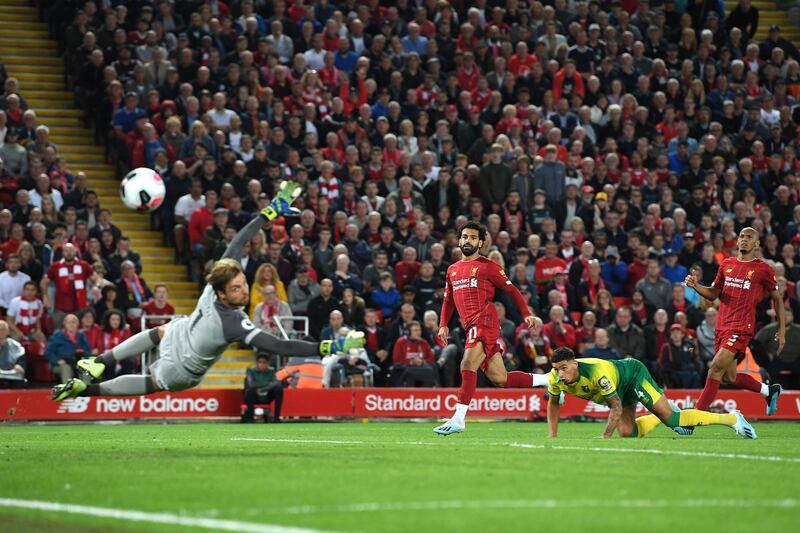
303,48,326,70
28,187,64,210
174,193,206,220
0,270,31,309
266,34,294,64
206,108,236,130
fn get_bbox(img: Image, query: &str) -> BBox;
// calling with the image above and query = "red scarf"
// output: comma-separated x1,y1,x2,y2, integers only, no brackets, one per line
123,275,146,304
587,276,606,304
55,260,89,310
260,301,280,328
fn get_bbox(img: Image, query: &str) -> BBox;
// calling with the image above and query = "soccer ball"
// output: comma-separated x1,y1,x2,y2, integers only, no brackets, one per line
120,167,166,211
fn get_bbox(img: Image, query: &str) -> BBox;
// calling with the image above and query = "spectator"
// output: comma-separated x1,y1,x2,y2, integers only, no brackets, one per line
659,324,701,388
0,255,30,313
696,306,718,368
331,254,362,298
115,260,153,324
79,309,104,357
0,320,25,387
249,263,287,319
394,246,421,291
45,313,90,384
107,236,141,281
607,306,647,363
41,243,93,327
389,320,437,387
319,310,345,342
253,285,293,337
542,305,577,352
600,245,628,296
635,258,673,310
287,265,320,316
307,278,339,340
242,353,284,423
582,329,621,361
140,284,176,329
339,288,365,328
6,281,45,345
533,144,567,206
755,307,800,387
575,311,598,354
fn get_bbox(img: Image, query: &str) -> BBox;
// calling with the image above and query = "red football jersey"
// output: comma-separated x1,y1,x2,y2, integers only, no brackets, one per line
712,257,777,335
440,256,531,330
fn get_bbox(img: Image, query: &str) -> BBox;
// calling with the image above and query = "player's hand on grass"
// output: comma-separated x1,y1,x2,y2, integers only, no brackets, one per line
437,326,449,346
261,180,302,221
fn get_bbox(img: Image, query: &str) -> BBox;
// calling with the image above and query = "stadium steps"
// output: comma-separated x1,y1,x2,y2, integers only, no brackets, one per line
199,349,255,389
0,0,202,320
724,1,800,41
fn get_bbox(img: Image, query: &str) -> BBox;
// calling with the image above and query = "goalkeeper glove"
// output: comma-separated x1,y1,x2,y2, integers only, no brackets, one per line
261,180,302,221
319,331,366,355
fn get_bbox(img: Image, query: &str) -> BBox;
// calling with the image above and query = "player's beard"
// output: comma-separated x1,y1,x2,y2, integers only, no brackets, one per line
459,243,478,257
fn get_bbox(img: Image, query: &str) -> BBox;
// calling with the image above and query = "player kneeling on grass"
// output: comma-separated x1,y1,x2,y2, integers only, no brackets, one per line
52,182,364,401
546,347,757,439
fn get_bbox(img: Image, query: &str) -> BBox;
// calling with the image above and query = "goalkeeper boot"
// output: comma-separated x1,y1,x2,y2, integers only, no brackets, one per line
766,384,782,416
77,358,105,381
671,426,694,436
51,378,87,402
731,411,757,440
433,418,465,436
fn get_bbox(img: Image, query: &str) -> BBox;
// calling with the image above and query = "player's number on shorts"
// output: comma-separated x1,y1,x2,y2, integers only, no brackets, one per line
467,327,477,341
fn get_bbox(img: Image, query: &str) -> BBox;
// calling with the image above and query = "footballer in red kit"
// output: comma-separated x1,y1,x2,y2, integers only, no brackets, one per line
434,222,547,436
685,227,785,421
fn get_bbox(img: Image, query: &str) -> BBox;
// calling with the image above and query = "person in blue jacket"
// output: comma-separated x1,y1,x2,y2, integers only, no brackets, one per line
371,272,401,320
45,313,91,384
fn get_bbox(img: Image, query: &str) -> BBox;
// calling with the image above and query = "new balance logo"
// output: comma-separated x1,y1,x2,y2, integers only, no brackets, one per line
56,397,91,414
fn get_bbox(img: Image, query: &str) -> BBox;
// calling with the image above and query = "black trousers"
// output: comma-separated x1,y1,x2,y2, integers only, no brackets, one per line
243,383,284,421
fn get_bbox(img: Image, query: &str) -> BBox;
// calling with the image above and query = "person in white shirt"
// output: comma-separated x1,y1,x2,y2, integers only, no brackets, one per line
303,33,326,70
7,281,46,343
205,92,236,132
0,255,31,312
266,20,294,64
28,173,64,211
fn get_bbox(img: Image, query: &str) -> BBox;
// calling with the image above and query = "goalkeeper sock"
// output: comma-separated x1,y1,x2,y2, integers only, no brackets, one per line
665,409,737,428
95,328,161,365
84,375,157,396
695,377,720,410
734,373,769,396
633,414,662,438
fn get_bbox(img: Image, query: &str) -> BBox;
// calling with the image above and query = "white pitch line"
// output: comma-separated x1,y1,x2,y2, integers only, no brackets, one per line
231,437,800,463
277,498,800,515
231,437,437,446
0,498,337,533
508,443,800,463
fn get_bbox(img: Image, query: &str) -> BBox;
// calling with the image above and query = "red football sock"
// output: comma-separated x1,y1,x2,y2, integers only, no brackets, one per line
734,373,763,393
457,370,477,405
695,377,720,411
506,371,533,388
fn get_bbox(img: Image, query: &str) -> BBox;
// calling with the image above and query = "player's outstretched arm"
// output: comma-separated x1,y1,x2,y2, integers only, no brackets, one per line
771,290,786,353
221,180,301,262
602,394,623,439
547,394,561,438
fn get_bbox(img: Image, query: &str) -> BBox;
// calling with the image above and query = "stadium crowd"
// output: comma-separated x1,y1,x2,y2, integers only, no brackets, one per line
2,0,800,392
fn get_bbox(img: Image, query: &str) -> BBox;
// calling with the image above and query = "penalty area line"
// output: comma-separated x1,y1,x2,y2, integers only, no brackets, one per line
0,497,339,533
508,443,800,463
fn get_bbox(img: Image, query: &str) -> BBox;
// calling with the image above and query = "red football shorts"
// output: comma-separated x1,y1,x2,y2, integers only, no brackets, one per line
714,330,752,363
465,325,503,371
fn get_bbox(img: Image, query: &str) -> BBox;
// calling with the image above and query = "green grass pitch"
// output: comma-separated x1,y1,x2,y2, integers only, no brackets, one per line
1,421,799,532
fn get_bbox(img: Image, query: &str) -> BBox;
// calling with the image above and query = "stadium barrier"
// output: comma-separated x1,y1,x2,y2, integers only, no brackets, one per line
2,388,799,421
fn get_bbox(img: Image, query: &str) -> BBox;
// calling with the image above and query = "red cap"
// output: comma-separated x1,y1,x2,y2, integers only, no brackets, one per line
552,266,566,275
581,185,594,194
670,324,683,332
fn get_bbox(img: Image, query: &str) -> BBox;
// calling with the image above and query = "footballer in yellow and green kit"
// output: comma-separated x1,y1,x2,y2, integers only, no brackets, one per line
545,349,757,439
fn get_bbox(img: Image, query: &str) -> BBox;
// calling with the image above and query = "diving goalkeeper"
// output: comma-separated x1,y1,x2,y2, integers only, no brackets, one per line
52,182,364,401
